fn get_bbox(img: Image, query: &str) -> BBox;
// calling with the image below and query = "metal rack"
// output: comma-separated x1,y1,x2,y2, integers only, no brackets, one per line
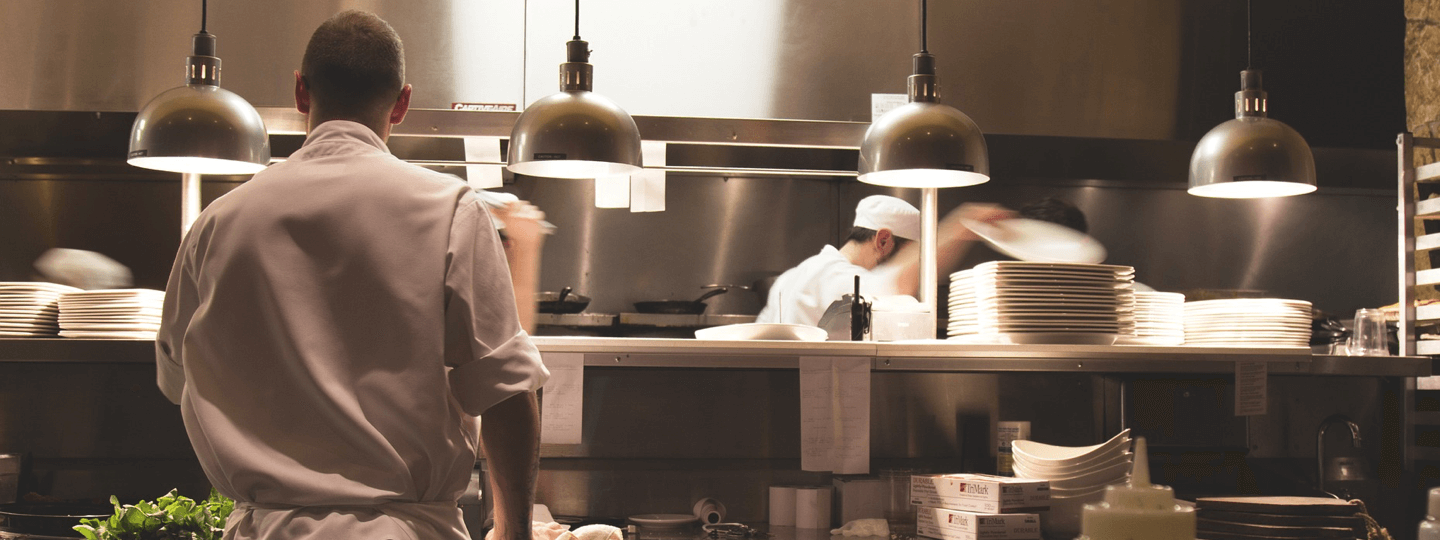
1399,133,1440,357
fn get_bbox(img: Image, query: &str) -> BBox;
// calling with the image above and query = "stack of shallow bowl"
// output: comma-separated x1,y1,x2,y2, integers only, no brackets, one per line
1011,429,1133,539
1119,291,1186,346
0,282,78,337
947,261,1137,345
1183,298,1311,347
57,289,165,339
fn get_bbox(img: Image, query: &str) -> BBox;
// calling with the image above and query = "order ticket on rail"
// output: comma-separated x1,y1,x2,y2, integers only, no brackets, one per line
800,356,871,474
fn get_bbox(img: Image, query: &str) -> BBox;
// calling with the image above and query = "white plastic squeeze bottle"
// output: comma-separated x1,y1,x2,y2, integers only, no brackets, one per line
1076,437,1196,540
1420,487,1440,540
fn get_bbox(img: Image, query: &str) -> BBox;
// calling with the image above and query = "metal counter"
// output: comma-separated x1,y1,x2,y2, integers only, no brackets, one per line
3,338,1425,377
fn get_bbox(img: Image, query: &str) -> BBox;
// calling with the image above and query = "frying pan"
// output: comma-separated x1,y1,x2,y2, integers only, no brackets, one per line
538,287,591,314
634,286,745,315
0,503,112,537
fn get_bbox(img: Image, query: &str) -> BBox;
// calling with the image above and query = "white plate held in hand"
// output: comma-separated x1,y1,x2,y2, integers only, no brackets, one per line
961,218,1107,264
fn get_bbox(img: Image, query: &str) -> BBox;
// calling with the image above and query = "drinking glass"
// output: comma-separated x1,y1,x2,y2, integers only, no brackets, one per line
881,468,918,537
1347,308,1389,356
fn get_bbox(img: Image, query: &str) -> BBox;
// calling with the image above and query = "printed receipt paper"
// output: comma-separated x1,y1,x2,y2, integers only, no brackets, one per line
540,352,584,444
800,356,871,474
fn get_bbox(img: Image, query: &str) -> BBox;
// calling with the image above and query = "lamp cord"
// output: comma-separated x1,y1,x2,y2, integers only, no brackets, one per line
201,0,208,34
573,0,581,40
920,0,928,54
1246,0,1251,69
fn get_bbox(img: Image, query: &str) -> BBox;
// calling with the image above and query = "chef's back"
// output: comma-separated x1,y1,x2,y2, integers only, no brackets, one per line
153,10,547,540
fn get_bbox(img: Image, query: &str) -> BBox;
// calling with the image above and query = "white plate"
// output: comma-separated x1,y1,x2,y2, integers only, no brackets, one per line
961,218,1108,264
694,323,826,341
996,332,1120,345
58,331,157,339
627,514,699,529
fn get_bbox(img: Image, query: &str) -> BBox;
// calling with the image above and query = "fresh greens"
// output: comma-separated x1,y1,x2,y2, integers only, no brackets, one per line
73,488,234,540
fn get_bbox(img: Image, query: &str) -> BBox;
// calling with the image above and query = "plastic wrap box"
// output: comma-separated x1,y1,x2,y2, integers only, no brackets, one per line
910,473,1050,514
917,506,1042,540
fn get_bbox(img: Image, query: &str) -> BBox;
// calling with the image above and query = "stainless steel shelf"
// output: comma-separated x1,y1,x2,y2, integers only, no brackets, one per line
0,337,1428,376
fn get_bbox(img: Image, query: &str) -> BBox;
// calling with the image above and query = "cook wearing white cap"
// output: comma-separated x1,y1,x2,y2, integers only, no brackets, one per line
756,196,1009,327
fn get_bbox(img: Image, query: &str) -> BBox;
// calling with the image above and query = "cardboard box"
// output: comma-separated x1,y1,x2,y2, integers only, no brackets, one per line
917,506,1041,540
911,474,1049,514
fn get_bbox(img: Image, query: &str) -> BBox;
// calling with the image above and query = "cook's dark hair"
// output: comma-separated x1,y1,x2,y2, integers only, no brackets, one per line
1019,197,1088,233
845,227,912,250
846,227,878,244
301,10,405,120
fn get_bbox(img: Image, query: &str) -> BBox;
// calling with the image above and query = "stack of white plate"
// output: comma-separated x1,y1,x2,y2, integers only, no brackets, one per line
1120,291,1186,346
947,261,1136,345
58,289,166,339
0,282,80,337
1011,430,1134,539
1183,298,1312,347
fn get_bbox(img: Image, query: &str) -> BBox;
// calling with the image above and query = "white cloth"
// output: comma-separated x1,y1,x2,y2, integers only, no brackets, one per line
756,245,901,326
155,120,549,540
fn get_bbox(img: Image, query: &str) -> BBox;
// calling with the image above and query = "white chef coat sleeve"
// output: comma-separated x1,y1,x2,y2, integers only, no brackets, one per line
444,197,550,417
155,232,198,404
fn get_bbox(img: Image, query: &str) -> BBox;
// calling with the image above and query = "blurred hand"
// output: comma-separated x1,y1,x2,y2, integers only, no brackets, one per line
494,200,547,252
942,203,1014,243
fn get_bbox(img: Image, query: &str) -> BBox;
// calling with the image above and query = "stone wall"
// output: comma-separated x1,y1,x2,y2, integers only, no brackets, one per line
1408,1,1440,293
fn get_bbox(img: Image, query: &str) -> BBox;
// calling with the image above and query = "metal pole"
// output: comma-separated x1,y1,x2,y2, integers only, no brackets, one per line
1399,133,1416,357
921,187,938,336
181,173,202,236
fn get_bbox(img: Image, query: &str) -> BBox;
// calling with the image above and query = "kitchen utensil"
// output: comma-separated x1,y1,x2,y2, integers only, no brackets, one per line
959,217,1106,264
692,498,726,525
1347,308,1388,356
693,323,826,341
538,287,591,314
0,503,113,537
634,286,735,315
627,513,699,529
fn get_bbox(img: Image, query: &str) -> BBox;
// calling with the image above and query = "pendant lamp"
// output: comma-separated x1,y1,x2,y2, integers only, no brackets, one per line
128,0,269,175
507,0,642,179
859,0,988,188
1187,2,1314,198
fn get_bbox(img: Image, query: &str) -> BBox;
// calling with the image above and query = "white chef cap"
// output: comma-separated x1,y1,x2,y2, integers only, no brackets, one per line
853,195,920,240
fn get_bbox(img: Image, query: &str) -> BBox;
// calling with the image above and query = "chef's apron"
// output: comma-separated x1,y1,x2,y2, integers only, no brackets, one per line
225,500,468,540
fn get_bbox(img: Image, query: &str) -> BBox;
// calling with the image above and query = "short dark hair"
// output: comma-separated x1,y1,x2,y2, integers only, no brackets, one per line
301,11,405,121
1019,197,1088,233
846,227,878,244
845,226,912,250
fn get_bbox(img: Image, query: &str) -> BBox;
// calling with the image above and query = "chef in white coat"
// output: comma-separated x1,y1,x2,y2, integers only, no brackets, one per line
756,195,1009,326
155,11,548,540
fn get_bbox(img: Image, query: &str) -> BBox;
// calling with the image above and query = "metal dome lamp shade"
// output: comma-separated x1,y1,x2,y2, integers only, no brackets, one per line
507,0,642,179
859,0,988,188
1188,1,1314,199
127,1,269,175
1187,69,1315,198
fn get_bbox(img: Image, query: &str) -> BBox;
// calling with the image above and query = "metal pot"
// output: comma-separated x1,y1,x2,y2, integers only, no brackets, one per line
538,287,591,314
0,503,112,538
635,286,744,315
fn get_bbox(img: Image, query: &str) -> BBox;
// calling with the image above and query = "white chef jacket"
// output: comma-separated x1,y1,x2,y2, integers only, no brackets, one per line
755,245,901,326
155,120,549,540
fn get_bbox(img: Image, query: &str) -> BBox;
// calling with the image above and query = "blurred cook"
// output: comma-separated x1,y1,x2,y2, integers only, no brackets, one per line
757,195,1009,326
155,11,548,540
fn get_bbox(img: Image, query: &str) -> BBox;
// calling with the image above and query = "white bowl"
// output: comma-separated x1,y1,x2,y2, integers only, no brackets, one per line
1013,455,1132,487
1013,450,1132,478
1042,461,1132,491
694,323,827,341
1011,429,1131,466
